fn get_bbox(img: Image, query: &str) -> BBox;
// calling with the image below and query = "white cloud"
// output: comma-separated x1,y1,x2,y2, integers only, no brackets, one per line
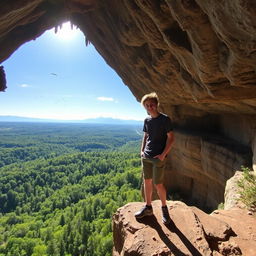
97,97,114,102
18,83,30,88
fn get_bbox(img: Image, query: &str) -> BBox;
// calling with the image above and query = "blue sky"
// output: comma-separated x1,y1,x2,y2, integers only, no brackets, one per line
0,22,145,121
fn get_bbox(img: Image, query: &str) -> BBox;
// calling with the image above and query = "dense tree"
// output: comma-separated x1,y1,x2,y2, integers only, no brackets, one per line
0,122,143,256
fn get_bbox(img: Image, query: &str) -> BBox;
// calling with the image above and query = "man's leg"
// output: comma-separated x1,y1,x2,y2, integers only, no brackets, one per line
134,158,153,219
134,159,154,219
134,178,153,219
153,159,171,224
144,178,153,206
155,183,170,224
153,159,167,206
155,183,166,206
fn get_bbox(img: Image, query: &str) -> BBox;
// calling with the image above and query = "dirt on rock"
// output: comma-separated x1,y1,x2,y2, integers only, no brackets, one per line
113,200,256,256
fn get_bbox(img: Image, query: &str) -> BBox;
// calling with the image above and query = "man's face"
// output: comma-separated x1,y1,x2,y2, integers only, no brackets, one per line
144,99,158,114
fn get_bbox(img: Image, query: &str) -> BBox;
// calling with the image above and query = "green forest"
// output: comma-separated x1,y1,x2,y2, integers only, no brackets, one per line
0,122,143,256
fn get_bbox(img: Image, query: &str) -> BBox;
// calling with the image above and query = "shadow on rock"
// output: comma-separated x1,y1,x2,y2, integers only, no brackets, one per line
136,215,189,256
166,220,202,256
137,215,203,256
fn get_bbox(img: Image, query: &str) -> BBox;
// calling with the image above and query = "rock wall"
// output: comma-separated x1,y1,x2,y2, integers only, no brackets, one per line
0,0,256,210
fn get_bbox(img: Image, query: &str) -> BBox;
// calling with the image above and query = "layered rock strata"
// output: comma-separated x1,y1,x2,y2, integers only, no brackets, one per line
0,0,256,209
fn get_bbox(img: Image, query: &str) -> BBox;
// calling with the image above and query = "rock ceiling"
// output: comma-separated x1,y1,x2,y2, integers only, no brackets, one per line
1,0,256,116
1,0,256,209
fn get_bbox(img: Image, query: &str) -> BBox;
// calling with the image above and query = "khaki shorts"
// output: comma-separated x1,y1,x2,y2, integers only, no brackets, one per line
141,157,166,184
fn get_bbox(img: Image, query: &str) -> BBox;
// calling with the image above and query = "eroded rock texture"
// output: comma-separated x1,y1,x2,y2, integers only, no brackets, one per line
113,201,256,256
0,0,256,210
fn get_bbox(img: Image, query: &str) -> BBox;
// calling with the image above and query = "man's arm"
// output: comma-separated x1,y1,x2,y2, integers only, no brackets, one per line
141,132,148,157
154,131,174,161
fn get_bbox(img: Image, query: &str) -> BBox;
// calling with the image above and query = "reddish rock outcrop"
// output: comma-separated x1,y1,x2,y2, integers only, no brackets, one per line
113,200,256,256
0,0,256,209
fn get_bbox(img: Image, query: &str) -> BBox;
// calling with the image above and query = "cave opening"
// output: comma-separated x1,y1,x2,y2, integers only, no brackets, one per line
0,21,145,122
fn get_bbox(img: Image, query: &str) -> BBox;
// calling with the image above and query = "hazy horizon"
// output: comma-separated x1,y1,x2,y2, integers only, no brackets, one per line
0,115,144,125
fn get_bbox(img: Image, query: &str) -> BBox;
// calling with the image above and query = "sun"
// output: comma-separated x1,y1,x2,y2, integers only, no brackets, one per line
54,21,81,41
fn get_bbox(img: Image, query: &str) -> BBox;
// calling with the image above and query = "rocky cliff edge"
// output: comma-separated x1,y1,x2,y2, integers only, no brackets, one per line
113,200,256,256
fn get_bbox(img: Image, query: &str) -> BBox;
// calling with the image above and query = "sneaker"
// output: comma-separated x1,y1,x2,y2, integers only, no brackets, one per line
162,206,171,225
135,205,153,219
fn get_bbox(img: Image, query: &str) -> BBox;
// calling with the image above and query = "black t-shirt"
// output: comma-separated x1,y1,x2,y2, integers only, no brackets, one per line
143,113,173,158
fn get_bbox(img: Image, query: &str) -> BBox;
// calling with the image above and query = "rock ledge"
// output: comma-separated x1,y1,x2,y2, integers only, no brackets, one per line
113,200,256,256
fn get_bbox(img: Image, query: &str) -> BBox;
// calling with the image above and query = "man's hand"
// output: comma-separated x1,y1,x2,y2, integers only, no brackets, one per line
154,132,174,161
153,154,165,161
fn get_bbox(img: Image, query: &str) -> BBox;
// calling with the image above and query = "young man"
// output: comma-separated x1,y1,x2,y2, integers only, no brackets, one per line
135,92,174,224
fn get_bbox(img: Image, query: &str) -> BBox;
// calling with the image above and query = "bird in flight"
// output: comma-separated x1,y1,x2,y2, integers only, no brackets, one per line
50,73,57,76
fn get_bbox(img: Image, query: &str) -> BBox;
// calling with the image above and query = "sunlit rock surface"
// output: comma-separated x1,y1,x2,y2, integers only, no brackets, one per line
0,0,256,210
113,201,256,256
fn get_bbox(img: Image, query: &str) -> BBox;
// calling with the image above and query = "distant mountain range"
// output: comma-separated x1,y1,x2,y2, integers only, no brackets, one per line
0,115,143,125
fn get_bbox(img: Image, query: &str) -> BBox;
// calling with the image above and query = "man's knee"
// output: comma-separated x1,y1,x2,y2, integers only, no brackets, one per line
154,183,165,190
144,178,152,185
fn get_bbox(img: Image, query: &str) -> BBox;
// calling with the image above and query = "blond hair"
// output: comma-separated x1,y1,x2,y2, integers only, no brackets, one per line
141,92,159,107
